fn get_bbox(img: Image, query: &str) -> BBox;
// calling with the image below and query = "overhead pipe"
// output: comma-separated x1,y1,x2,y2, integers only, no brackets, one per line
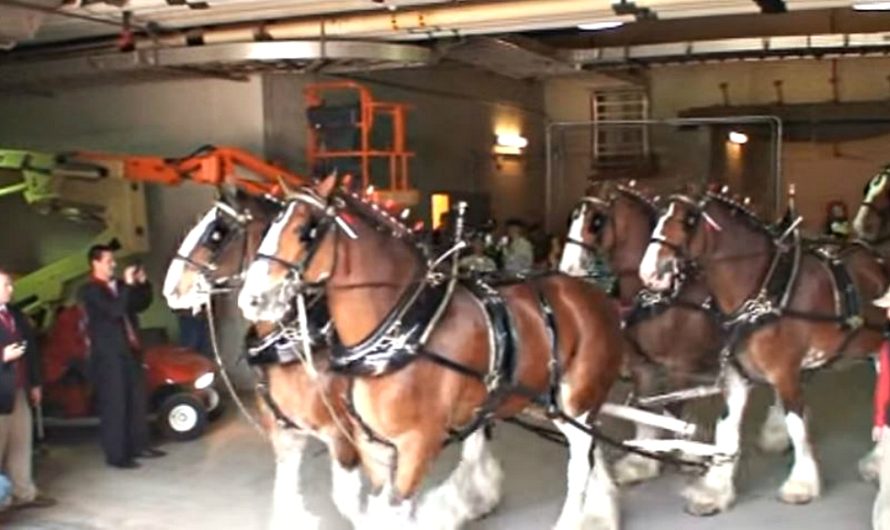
140,0,619,48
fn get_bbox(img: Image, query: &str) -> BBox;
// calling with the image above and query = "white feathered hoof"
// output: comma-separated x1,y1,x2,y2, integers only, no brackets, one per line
779,478,820,505
613,453,661,486
757,424,791,454
859,448,882,484
467,451,504,519
270,511,321,530
682,480,735,517
552,512,618,530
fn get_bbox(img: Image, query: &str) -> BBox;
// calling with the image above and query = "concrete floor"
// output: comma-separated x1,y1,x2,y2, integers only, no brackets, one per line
3,363,878,530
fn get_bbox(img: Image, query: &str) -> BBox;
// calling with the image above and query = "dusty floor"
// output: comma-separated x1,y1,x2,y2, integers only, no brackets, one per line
3,363,877,529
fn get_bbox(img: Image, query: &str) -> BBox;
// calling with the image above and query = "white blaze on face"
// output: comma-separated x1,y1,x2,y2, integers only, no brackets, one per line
639,203,674,291
854,173,888,237
559,205,589,276
163,207,218,310
238,202,295,321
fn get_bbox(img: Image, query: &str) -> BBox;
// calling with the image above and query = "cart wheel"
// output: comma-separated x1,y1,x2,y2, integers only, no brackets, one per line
158,393,207,441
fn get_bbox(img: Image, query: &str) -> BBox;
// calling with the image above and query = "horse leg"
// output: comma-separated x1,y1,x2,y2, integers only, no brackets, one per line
417,428,504,525
614,366,663,486
325,436,365,524
330,460,364,523
758,392,792,454
269,428,319,530
581,444,620,530
368,433,443,530
553,412,619,530
683,366,750,516
861,355,883,484
554,412,593,530
773,375,821,504
861,439,884,484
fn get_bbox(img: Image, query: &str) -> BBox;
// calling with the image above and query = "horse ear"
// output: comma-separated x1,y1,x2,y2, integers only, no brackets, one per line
316,171,338,198
218,182,239,204
277,176,295,197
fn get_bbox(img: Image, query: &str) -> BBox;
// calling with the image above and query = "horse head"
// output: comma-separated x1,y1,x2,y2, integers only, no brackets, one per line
639,193,710,292
163,186,280,312
640,188,774,315
238,173,347,323
560,182,658,283
853,166,890,242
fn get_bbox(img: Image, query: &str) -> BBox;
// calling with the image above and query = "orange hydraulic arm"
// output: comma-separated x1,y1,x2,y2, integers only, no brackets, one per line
75,145,307,195
305,81,414,193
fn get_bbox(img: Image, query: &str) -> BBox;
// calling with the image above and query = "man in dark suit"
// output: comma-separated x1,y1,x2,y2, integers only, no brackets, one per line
0,269,54,508
78,245,164,469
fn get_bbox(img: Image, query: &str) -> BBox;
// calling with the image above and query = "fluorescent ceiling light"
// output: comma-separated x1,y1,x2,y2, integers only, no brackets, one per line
854,2,890,10
577,20,626,31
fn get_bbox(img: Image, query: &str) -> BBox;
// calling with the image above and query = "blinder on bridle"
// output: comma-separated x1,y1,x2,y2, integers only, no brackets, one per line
173,200,254,283
564,196,612,253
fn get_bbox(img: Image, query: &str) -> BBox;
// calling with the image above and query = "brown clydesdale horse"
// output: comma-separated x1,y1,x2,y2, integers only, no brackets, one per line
640,189,887,515
237,174,625,530
162,192,365,528
560,184,733,489
163,190,507,529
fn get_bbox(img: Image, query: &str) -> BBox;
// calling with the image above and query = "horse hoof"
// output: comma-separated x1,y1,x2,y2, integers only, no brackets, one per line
613,453,661,486
467,456,504,519
577,514,620,530
271,513,321,530
757,430,791,454
859,451,882,484
682,483,734,517
779,480,819,505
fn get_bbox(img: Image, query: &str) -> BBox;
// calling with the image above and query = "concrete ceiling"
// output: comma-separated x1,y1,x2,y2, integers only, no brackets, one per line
0,0,880,47
3,0,890,89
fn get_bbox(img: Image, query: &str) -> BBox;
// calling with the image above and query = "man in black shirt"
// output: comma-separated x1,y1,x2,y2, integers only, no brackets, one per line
78,245,164,468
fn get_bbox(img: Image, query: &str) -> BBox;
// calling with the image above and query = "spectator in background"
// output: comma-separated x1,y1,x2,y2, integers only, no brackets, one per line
546,235,564,270
0,270,54,509
824,200,852,240
177,309,211,358
78,246,165,469
501,219,534,275
459,236,497,275
0,474,12,511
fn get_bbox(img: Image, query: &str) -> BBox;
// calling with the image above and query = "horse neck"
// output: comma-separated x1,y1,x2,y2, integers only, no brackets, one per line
702,207,774,314
325,219,423,346
609,199,652,303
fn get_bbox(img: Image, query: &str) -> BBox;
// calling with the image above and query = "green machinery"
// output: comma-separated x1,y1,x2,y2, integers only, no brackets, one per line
0,149,149,328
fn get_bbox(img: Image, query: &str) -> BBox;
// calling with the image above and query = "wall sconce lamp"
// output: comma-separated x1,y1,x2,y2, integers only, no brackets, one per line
728,131,749,145
494,133,528,156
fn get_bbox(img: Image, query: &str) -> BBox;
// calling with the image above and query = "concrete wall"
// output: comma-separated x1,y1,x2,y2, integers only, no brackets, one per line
0,76,265,386
648,57,890,229
544,56,890,230
263,63,548,227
